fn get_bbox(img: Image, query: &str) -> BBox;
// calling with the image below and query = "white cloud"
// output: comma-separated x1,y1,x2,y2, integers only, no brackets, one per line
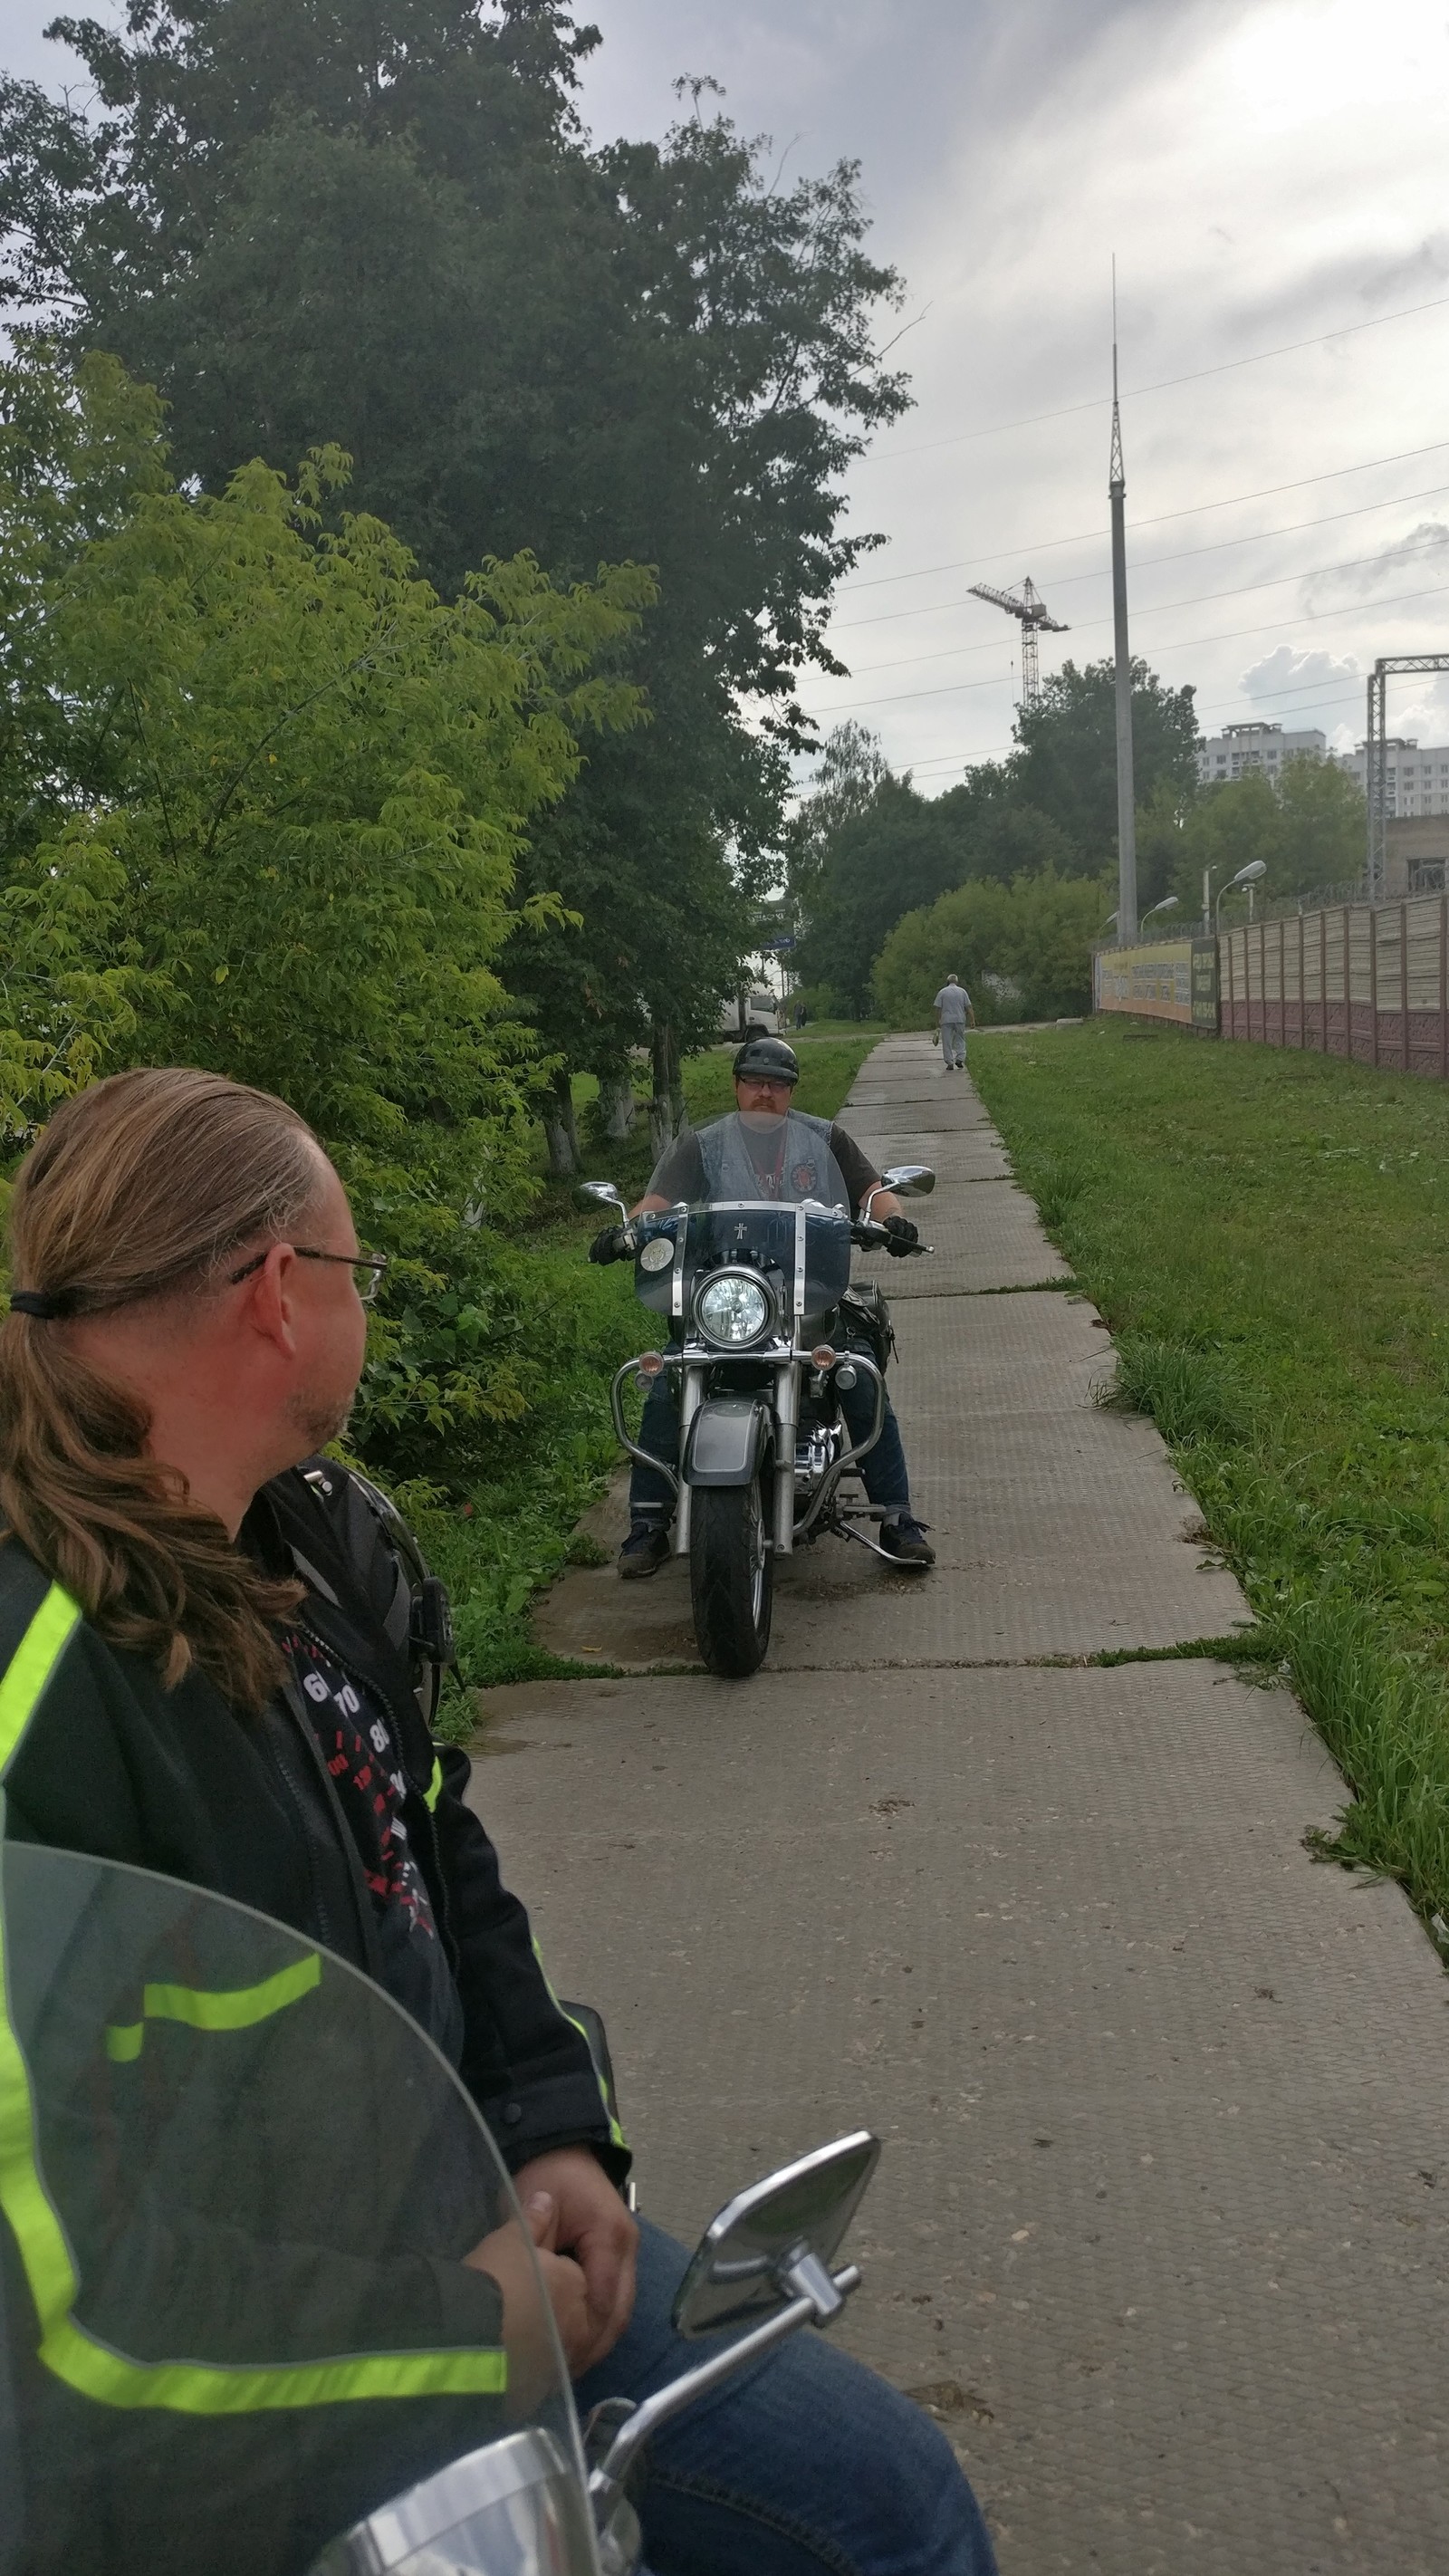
12,0,1449,793
1385,685,1449,742
1300,516,1449,608
1241,646,1360,698
774,0,1449,784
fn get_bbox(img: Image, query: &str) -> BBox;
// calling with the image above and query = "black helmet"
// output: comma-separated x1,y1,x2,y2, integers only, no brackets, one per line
733,1034,800,1086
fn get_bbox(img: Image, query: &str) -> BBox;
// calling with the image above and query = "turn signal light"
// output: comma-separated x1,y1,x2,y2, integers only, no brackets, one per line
810,1344,836,1369
638,1350,666,1379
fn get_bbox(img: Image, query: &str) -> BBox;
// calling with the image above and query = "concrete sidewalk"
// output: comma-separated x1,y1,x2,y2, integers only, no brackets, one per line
470,1035,1449,2575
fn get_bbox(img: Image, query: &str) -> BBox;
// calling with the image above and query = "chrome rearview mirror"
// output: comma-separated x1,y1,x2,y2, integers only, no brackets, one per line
586,2133,881,2545
878,1164,936,1197
576,1179,627,1214
672,2131,880,2339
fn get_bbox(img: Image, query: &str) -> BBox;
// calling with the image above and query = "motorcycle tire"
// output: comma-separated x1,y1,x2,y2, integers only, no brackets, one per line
689,1476,774,1678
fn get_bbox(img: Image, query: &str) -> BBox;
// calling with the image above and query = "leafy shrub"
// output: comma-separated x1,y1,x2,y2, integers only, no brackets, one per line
872,868,1109,1027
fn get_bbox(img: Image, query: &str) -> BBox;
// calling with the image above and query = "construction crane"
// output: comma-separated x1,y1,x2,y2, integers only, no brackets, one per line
966,575,1068,710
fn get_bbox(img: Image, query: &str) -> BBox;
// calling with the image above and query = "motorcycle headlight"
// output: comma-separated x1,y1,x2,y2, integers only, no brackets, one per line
696,1271,772,1348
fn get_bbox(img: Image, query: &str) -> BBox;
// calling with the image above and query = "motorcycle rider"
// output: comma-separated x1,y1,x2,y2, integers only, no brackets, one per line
0,1066,994,2576
590,1036,936,1575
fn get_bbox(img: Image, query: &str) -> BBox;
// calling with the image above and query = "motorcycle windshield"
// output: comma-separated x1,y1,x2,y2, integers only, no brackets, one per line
638,1114,854,1324
0,1838,590,2576
635,1200,853,1325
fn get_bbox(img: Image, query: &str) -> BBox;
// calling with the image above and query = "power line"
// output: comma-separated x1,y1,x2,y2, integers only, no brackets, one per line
801,574,1449,720
817,661,1413,771
855,289,1449,467
851,674,1426,785
839,436,1449,595
831,478,1449,632
835,527,1449,682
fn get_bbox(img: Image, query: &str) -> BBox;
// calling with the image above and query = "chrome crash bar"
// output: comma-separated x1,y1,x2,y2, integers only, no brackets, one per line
792,1350,885,1543
609,1354,682,1503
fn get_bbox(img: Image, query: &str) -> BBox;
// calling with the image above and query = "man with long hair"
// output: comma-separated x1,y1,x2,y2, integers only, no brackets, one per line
0,1067,994,2576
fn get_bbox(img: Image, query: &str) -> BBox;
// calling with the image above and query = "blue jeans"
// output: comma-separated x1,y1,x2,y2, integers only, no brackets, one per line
629,1373,912,1524
575,2220,997,2576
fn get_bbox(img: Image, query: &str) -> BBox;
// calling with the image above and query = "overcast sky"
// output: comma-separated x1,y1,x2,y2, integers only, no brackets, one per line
11,0,1449,787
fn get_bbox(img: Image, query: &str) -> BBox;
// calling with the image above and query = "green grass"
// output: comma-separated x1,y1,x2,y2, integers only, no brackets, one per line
971,1015,1449,1927
423,1033,881,1724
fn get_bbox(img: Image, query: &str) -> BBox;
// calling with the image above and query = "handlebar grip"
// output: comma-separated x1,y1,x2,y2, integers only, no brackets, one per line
851,1222,932,1256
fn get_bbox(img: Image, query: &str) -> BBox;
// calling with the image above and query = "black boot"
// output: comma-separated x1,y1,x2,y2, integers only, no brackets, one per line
619,1520,671,1579
878,1512,936,1569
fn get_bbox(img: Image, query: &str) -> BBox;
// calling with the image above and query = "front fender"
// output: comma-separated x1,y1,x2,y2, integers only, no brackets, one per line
682,1395,773,1488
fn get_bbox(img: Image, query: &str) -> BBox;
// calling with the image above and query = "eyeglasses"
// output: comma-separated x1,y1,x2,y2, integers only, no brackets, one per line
227,1245,390,1306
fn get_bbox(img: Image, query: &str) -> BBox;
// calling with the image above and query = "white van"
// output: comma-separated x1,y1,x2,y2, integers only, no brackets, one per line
720,985,782,1041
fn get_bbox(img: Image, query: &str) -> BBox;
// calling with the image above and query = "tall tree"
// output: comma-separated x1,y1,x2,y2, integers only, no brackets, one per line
793,771,967,1015
0,345,652,1476
785,720,889,919
0,346,168,867
0,351,649,1168
1010,657,1200,867
0,2,911,1091
1173,757,1365,920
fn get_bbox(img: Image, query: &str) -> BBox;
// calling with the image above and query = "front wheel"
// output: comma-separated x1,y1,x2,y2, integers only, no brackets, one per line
690,1478,774,1678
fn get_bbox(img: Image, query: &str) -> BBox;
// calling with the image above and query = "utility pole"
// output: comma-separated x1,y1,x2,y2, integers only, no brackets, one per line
1109,264,1137,943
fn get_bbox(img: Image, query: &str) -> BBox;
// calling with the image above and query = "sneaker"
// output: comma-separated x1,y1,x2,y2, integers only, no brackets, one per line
878,1513,936,1568
619,1520,671,1579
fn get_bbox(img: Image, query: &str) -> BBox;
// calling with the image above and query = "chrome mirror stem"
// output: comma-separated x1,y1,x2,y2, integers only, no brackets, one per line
589,2264,860,2513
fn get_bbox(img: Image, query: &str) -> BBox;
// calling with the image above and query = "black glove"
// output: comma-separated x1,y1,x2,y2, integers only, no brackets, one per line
883,1216,918,1257
588,1225,629,1266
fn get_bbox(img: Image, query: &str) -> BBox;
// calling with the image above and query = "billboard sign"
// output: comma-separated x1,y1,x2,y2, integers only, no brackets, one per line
1093,937,1219,1033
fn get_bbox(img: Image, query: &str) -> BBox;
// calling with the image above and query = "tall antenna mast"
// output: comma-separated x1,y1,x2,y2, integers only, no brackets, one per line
1109,256,1137,942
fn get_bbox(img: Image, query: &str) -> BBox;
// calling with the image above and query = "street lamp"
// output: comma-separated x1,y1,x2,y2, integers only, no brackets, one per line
1142,895,1179,927
1215,860,1266,934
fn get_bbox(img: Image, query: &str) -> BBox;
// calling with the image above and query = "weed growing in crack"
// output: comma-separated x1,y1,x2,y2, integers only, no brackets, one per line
1096,1334,1251,1448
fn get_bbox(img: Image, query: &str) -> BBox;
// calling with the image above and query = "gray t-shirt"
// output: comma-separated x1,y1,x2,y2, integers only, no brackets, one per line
935,984,970,1025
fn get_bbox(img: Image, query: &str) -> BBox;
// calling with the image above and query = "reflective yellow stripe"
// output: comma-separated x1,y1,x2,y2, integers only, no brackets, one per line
425,1755,444,1813
39,2329,507,2413
104,1952,322,2064
0,1584,82,1778
531,1939,629,2154
146,1952,321,2033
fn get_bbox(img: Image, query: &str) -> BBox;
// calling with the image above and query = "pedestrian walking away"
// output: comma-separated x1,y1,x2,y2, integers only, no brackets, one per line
933,974,974,1069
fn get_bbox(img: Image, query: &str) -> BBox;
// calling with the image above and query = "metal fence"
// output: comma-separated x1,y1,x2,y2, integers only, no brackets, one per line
1220,895,1449,1076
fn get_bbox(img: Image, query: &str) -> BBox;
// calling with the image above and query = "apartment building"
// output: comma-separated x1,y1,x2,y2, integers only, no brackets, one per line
1334,739,1449,816
1195,722,1327,784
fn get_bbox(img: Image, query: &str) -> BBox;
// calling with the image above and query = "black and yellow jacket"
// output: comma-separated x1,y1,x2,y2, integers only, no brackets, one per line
0,1457,623,2178
0,1461,623,2575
